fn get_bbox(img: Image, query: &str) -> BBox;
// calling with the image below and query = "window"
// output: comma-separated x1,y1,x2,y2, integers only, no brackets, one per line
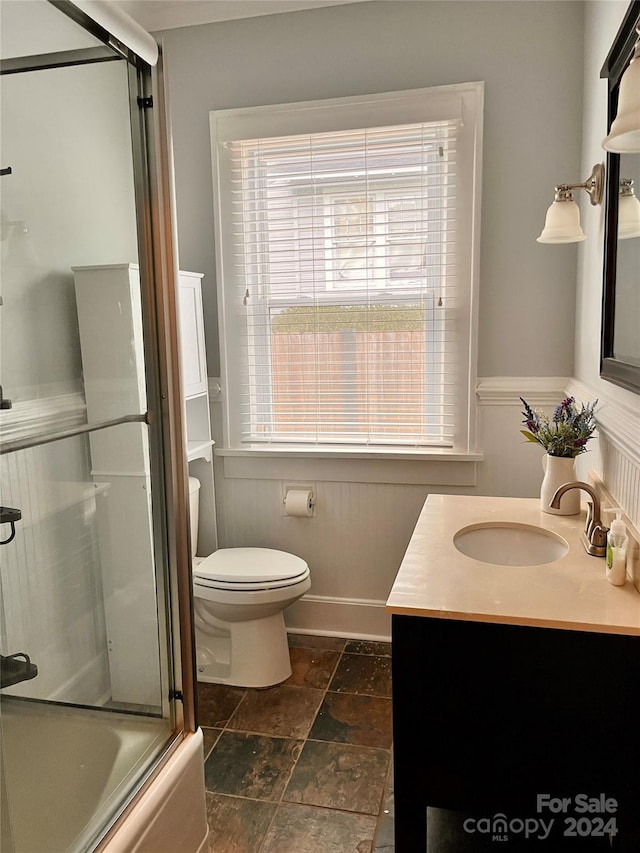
211,84,483,451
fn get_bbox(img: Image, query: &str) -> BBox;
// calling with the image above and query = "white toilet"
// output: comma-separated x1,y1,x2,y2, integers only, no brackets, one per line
188,477,311,688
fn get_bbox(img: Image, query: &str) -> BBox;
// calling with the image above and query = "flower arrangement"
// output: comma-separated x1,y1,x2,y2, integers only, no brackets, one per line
520,396,598,458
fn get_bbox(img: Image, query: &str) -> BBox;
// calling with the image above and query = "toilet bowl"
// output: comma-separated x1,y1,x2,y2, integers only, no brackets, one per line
188,478,311,687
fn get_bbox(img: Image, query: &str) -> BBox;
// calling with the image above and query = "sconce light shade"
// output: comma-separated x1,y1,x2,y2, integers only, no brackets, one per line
537,198,586,243
618,179,640,239
603,39,640,152
537,164,604,244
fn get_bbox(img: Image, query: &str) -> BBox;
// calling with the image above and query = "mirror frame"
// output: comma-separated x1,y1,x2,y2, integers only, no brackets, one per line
600,0,640,394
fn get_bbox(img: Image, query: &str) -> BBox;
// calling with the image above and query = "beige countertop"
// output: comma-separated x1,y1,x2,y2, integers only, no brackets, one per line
386,494,640,635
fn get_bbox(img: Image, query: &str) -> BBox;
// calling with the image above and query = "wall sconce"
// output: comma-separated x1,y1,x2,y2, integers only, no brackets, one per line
602,26,640,152
537,163,604,243
619,178,640,239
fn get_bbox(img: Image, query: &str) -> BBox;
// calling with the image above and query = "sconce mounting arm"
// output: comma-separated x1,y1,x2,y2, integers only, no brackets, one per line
556,163,605,206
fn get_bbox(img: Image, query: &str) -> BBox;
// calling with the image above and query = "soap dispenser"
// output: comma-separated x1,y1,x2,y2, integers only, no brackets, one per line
602,508,628,586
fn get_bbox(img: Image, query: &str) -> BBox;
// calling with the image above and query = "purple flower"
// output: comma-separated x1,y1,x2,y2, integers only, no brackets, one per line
554,396,576,422
519,395,597,457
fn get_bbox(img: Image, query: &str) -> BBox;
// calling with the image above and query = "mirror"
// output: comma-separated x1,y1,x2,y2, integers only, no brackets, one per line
600,1,640,394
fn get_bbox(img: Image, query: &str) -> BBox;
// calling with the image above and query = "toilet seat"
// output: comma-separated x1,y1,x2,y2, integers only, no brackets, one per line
193,547,310,592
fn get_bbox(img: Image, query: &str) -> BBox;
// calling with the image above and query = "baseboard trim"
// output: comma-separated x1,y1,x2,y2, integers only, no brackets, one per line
285,594,391,642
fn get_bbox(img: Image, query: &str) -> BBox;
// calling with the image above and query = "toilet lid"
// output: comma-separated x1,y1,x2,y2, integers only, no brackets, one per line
193,547,309,585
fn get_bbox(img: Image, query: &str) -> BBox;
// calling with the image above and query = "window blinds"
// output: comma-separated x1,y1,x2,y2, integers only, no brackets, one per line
211,85,482,450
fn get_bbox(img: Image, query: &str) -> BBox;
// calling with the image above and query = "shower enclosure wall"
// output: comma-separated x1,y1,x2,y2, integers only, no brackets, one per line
0,2,206,850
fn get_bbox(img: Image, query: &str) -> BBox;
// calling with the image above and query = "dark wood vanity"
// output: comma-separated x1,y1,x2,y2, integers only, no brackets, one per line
392,615,640,851
388,495,640,851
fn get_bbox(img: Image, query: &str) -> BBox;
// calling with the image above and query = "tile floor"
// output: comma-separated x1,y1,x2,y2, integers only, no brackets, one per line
198,633,394,853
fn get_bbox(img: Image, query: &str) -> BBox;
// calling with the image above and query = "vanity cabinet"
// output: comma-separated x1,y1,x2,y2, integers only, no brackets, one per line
392,616,640,851
388,494,640,852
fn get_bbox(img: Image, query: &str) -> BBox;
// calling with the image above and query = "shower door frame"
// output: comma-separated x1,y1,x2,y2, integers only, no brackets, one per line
0,0,198,844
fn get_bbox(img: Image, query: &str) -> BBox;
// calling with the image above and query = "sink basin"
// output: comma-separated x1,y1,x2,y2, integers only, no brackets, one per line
453,522,569,566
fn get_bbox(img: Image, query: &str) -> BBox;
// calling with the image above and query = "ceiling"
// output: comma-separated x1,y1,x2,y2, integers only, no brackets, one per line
113,0,370,32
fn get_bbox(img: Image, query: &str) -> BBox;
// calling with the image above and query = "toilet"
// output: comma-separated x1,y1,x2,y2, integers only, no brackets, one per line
188,477,311,687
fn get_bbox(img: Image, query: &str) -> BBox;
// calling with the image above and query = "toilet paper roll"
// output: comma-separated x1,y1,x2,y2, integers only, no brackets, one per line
284,489,314,517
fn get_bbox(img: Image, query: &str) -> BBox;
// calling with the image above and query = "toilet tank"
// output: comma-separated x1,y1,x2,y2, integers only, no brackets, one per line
188,477,201,559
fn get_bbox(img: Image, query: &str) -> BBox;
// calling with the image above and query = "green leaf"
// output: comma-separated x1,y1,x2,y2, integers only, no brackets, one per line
520,430,540,443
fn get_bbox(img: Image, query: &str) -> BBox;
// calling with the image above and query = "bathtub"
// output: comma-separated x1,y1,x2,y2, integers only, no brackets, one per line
1,697,207,852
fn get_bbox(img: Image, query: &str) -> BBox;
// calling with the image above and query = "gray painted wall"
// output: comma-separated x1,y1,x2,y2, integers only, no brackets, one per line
157,0,585,379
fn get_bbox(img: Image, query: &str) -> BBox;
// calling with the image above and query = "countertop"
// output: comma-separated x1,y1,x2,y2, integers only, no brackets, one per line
386,494,640,635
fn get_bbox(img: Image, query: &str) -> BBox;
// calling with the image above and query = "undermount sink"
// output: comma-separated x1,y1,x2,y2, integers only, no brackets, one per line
453,522,570,566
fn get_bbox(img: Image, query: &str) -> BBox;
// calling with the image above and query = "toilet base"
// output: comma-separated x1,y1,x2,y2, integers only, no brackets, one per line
195,610,293,688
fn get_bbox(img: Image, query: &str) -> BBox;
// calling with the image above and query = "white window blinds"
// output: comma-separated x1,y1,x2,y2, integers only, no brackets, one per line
211,84,483,450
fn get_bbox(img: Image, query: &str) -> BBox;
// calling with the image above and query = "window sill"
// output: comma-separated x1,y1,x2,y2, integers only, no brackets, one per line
215,445,483,462
214,446,483,486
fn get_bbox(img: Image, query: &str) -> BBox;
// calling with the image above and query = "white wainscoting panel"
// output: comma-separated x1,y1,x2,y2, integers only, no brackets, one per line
568,379,640,529
217,477,432,603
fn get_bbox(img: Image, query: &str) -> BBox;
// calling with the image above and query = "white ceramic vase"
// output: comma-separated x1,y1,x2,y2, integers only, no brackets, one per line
540,454,581,515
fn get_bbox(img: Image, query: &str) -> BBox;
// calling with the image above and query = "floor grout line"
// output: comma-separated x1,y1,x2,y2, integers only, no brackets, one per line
257,643,337,852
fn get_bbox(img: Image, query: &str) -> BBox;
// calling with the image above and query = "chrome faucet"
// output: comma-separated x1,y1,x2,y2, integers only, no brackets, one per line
549,481,609,557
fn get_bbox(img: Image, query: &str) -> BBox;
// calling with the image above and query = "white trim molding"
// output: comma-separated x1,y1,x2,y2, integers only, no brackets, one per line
218,450,480,486
212,83,483,455
476,376,569,406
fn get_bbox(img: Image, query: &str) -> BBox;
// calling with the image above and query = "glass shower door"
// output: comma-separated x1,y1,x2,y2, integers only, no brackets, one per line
0,3,187,850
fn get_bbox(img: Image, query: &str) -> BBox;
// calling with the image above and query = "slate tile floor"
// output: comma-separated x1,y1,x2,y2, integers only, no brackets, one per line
199,634,394,853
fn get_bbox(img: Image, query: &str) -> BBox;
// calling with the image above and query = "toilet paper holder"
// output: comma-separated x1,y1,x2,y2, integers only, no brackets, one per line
281,483,316,517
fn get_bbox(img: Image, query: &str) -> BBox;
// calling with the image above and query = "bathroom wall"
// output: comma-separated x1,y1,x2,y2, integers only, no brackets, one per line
158,1,598,637
572,0,640,529
158,1,587,636
159,0,584,380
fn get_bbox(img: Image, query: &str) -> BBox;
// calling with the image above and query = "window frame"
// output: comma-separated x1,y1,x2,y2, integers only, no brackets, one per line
210,83,484,455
